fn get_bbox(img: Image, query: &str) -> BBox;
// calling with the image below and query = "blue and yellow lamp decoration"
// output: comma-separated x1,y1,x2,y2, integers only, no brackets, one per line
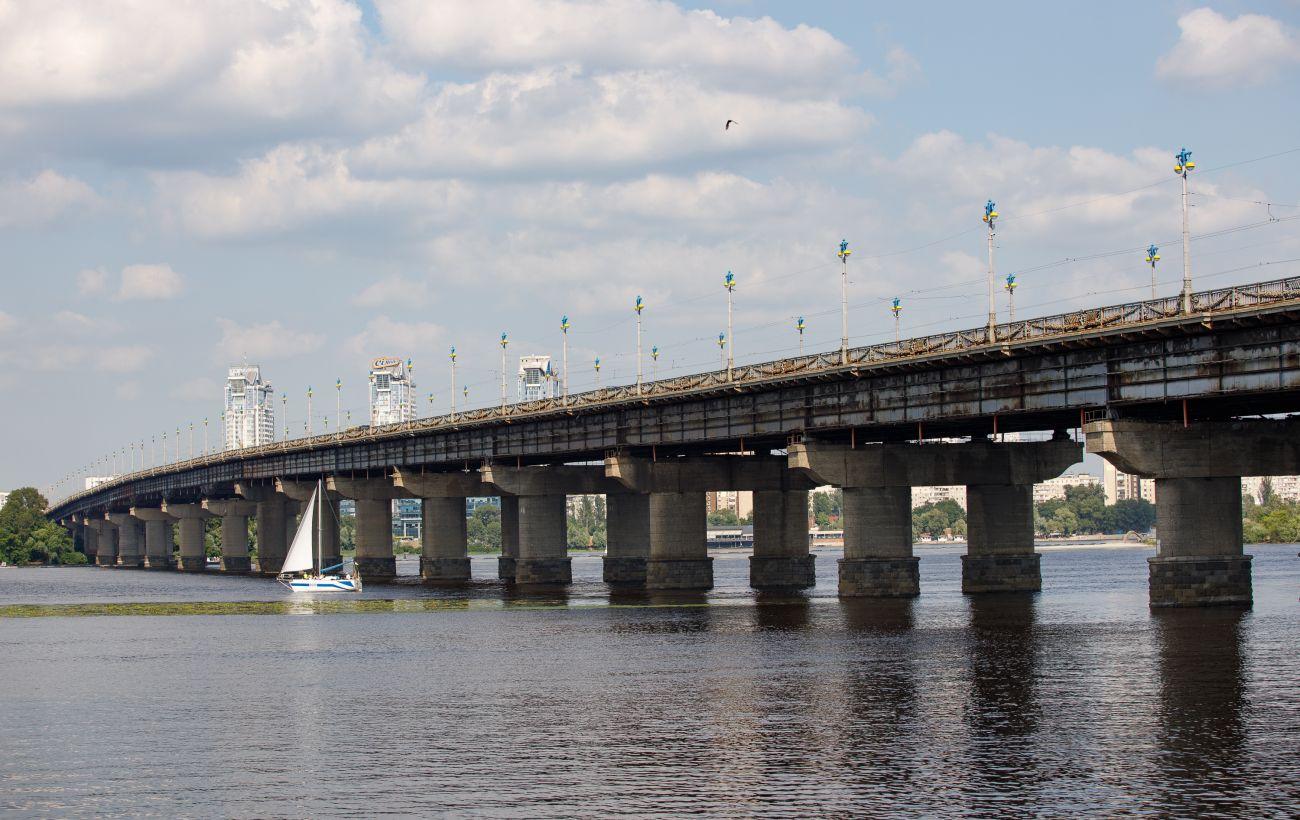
983,199,998,227
1174,147,1194,176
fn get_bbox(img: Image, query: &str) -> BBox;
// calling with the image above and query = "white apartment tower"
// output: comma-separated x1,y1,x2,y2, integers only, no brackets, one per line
224,365,275,450
518,355,556,401
369,356,415,426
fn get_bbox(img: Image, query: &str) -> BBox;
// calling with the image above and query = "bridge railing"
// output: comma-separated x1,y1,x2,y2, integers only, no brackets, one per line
53,275,1300,511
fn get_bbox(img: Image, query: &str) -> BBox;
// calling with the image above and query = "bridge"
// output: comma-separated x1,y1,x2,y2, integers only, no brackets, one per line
49,276,1300,607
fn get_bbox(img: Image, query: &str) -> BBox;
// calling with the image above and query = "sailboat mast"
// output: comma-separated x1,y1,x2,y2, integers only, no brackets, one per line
316,478,323,574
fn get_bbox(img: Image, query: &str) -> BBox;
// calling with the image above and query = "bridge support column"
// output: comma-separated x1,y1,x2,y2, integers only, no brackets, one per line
106,513,145,568
163,503,212,572
236,484,292,575
963,484,1040,593
647,492,712,589
750,490,814,588
840,486,919,597
79,518,99,563
202,500,259,573
515,495,571,584
329,476,404,582
604,493,649,584
420,497,471,583
275,480,342,573
131,508,176,569
88,519,116,566
1084,419,1295,607
499,496,519,582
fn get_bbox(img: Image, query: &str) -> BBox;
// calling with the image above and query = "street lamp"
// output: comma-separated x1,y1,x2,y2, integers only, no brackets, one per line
838,239,851,363
634,295,645,395
1005,273,1017,322
594,356,601,389
335,378,342,440
449,346,458,420
428,393,435,416
651,345,659,381
1145,244,1161,300
723,271,736,381
203,418,209,455
983,200,999,342
1175,147,1196,313
795,316,805,356
891,297,902,343
560,315,570,403
306,386,313,436
717,332,726,369
281,393,287,440
499,332,509,409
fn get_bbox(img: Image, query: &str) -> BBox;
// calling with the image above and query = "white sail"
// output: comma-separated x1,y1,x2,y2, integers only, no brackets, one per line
279,487,317,574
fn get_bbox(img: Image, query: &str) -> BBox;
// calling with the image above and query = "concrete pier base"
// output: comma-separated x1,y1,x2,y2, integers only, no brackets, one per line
420,556,471,583
176,555,208,572
221,556,253,574
144,556,173,570
602,556,647,584
96,552,117,567
646,558,713,589
516,557,573,585
499,497,519,582
1149,555,1252,607
355,556,397,582
497,556,516,581
961,553,1042,593
839,557,920,597
750,555,816,589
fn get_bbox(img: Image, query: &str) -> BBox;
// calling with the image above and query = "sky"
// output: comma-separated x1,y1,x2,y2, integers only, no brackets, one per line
1,0,1298,496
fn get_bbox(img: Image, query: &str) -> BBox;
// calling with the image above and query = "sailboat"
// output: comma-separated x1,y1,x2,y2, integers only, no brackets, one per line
277,479,362,592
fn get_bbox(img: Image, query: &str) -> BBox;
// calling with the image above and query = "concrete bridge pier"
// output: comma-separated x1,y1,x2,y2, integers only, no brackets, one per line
499,497,519,582
76,517,98,564
88,518,118,566
392,470,485,584
329,477,403,582
202,499,258,573
106,512,145,568
515,494,572,584
604,493,650,584
131,508,175,569
962,483,1040,593
839,486,919,597
276,480,343,573
1086,419,1300,607
162,503,212,571
647,492,712,589
235,483,291,575
750,490,815,588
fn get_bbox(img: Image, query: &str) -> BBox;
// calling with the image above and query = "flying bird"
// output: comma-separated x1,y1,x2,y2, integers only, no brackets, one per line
724,119,737,131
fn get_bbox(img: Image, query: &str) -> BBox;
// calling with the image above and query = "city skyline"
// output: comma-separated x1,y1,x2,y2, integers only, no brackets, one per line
2,2,1299,490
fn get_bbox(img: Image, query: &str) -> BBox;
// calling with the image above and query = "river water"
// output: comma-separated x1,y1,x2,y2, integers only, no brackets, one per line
1,544,1296,817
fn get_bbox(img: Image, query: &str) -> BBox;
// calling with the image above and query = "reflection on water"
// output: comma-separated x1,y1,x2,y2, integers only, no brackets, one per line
0,546,1296,816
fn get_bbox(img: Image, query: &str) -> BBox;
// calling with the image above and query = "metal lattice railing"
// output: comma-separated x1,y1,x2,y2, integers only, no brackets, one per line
54,275,1300,511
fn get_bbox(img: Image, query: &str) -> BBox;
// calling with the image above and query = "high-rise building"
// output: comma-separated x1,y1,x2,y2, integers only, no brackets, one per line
1102,461,1156,505
224,365,275,450
369,357,415,426
518,355,556,401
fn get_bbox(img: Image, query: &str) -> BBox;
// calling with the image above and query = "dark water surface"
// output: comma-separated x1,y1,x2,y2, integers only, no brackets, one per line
1,545,1297,817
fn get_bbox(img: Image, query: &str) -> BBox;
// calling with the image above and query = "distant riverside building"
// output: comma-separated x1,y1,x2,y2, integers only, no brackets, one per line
84,476,114,491
393,498,421,538
1241,475,1300,503
1102,461,1157,505
224,365,275,450
707,490,753,519
518,355,556,401
912,485,967,509
1033,473,1102,503
0,491,8,508
369,356,415,426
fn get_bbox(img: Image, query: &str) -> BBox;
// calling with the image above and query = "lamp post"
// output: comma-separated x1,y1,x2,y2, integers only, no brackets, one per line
1146,244,1161,300
203,418,209,455
717,332,726,369
189,423,194,458
281,393,287,441
405,360,414,425
634,295,645,395
1005,273,1017,322
560,315,570,404
499,332,509,409
594,356,601,389
449,346,458,420
306,386,313,436
175,427,180,462
796,316,805,356
838,239,851,363
983,200,999,343
219,412,225,450
651,345,659,381
1175,147,1196,313
162,430,168,464
428,393,434,416
335,378,342,440
723,271,736,381
891,298,902,343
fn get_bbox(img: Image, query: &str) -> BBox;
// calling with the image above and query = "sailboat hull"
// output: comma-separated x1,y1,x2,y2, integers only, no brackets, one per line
280,576,361,592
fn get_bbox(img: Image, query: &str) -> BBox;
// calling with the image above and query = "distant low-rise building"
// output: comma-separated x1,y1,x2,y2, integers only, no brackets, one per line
1102,461,1157,505
912,485,967,509
84,476,115,490
1033,473,1102,503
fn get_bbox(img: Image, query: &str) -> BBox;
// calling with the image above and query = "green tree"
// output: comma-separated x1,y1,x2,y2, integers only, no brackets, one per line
708,509,740,526
1111,499,1156,533
467,503,501,551
0,488,83,565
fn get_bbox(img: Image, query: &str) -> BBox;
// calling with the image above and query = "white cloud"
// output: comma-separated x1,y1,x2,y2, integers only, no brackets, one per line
170,377,220,401
215,318,325,363
96,345,153,373
353,275,436,308
1157,8,1300,88
345,316,444,358
76,268,109,296
0,311,15,333
0,170,98,228
52,310,120,335
116,263,183,301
